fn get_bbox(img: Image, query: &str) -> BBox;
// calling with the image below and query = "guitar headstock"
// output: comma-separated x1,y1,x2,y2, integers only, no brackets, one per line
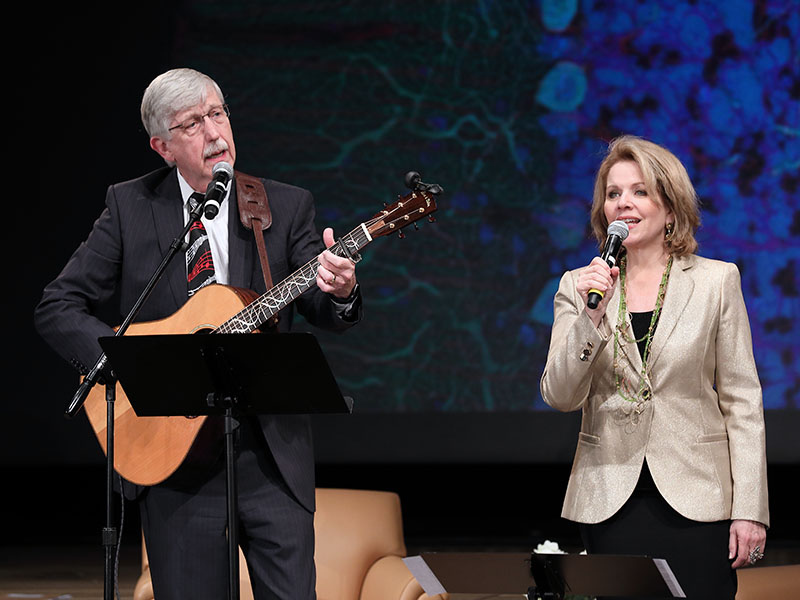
367,187,440,239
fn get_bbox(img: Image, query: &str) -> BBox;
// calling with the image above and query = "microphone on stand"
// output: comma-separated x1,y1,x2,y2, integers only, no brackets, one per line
203,161,234,219
587,220,629,309
404,171,444,195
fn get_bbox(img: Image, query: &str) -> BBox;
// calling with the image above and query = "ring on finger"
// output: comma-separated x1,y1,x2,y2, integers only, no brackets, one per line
748,546,764,564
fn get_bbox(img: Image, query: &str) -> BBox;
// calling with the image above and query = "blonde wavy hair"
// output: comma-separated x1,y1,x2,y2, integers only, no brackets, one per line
589,135,701,257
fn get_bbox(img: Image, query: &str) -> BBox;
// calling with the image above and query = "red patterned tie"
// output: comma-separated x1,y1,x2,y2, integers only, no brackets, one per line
186,193,216,296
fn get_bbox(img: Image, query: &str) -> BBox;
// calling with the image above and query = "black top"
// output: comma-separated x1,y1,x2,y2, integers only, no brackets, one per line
630,310,657,491
630,310,655,361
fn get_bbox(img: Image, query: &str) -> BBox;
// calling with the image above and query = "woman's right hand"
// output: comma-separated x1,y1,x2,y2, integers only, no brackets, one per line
576,257,620,327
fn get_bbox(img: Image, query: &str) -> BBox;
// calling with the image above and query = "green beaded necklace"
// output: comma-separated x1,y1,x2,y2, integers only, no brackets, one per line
613,254,673,406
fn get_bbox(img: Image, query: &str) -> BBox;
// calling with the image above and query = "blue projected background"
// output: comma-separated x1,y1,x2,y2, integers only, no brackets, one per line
167,0,798,411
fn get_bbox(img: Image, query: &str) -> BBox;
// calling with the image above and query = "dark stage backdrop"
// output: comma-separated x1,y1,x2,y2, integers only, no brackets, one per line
8,1,799,467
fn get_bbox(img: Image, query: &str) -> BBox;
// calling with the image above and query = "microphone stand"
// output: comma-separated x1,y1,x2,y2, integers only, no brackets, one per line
64,197,209,600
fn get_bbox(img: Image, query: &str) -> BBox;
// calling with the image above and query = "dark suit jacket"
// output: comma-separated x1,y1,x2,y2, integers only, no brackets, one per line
34,166,360,512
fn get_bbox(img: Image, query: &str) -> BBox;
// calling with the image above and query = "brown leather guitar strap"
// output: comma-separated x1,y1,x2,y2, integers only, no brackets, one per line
235,171,279,328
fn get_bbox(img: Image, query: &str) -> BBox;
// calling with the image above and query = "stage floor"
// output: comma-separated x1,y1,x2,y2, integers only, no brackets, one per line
0,544,140,600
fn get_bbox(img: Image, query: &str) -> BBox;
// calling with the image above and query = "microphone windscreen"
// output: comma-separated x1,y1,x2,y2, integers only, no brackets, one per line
212,161,234,180
607,220,629,240
404,171,421,189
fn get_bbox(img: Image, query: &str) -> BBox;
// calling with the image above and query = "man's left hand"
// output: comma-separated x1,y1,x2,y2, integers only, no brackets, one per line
317,227,357,298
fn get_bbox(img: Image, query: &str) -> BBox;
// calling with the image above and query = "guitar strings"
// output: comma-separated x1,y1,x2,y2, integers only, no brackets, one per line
214,228,368,334
213,198,425,334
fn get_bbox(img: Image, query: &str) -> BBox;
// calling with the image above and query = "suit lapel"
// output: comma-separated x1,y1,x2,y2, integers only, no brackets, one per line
646,254,695,372
150,171,187,309
227,181,256,289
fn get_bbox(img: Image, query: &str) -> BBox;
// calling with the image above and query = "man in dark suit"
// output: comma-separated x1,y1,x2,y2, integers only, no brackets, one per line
34,68,362,599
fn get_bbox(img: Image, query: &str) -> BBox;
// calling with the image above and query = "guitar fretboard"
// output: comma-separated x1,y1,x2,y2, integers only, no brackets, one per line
214,224,372,334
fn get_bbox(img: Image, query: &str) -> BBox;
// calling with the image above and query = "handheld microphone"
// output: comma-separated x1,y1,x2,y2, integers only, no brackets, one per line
203,161,234,219
587,220,629,309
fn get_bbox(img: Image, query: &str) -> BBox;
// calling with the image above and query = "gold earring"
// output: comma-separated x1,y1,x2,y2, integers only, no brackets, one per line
665,222,675,240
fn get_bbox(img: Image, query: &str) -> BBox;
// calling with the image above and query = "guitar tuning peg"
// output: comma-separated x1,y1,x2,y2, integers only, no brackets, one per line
398,230,406,239
413,223,419,231
428,215,437,223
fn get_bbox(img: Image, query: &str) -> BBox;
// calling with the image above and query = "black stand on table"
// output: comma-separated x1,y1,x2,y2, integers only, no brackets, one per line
403,551,685,599
100,332,352,600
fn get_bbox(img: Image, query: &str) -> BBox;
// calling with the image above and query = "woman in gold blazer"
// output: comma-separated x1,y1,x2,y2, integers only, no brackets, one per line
540,136,768,600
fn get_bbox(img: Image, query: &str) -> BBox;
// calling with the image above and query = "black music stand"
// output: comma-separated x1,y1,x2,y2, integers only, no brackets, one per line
403,551,685,599
99,332,353,600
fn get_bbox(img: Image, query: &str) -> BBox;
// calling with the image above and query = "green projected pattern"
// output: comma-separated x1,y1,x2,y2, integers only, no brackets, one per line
166,0,799,412
174,2,559,411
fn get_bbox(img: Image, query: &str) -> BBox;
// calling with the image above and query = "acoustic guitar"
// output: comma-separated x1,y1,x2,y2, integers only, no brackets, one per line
83,186,438,485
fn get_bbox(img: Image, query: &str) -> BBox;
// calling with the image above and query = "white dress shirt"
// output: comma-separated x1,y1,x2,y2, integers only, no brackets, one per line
177,169,230,285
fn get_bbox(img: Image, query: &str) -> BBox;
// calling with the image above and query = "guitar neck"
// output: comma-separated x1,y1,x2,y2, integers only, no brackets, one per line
214,223,373,334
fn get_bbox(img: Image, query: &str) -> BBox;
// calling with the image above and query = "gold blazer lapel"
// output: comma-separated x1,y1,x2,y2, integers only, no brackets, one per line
646,254,696,372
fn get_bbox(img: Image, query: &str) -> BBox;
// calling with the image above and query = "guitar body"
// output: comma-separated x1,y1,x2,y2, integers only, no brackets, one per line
81,182,440,486
84,284,260,486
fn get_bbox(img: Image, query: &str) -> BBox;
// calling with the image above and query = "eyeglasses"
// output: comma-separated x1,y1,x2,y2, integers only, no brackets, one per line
168,104,231,136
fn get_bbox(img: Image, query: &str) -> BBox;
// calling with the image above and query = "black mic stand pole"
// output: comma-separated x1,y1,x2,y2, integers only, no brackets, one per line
101,375,117,600
64,198,209,600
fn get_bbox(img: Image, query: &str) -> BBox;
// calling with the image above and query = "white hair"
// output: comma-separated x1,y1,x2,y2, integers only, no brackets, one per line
140,68,224,139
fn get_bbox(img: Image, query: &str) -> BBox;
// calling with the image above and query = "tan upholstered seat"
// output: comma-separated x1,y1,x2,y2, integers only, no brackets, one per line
133,488,442,600
736,563,800,600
